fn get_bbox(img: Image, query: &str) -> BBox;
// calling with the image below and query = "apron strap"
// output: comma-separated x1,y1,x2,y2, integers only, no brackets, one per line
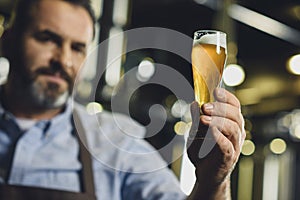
0,184,96,200
72,109,96,196
0,109,97,200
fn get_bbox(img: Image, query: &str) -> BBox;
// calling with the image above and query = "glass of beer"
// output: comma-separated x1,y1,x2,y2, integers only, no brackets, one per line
191,30,227,107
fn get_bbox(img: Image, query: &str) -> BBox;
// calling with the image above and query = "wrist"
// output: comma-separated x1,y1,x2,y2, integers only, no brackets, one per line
187,178,231,200
188,168,231,200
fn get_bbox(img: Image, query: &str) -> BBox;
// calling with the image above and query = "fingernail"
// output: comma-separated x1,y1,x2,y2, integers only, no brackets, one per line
203,103,213,110
216,88,225,99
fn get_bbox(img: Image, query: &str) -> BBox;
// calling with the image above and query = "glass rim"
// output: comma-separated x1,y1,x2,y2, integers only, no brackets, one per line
193,29,227,49
194,29,226,34
194,30,226,38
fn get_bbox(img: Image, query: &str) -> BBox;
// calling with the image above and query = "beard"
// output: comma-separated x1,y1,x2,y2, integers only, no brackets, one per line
29,80,70,109
21,63,75,110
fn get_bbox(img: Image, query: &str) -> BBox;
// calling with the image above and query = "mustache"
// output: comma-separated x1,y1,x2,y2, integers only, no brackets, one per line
33,65,73,85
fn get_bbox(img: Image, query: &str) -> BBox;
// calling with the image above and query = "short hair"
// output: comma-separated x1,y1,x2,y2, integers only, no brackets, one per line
12,0,96,37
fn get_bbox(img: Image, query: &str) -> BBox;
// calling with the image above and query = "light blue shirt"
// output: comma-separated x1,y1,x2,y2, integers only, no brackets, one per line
0,101,186,200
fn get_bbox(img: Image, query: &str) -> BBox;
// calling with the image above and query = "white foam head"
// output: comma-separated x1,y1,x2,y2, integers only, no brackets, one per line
193,30,227,48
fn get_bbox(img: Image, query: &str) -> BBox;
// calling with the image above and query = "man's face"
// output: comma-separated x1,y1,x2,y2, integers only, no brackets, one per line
19,0,94,108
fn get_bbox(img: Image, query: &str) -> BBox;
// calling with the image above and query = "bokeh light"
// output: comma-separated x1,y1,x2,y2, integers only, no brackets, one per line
269,138,287,155
223,64,245,86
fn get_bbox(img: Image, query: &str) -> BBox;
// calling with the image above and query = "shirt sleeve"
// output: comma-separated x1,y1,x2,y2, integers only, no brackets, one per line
121,166,187,200
119,138,187,200
75,105,187,200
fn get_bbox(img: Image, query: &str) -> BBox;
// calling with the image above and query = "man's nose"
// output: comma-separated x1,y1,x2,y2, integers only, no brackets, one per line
52,45,73,69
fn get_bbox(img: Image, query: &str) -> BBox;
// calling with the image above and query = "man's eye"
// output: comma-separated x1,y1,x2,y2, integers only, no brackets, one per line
34,33,52,42
72,45,86,55
33,31,61,45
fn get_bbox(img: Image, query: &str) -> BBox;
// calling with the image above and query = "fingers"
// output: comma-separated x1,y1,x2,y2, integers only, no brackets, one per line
209,126,236,162
214,88,241,109
200,88,246,151
189,88,246,152
200,115,243,152
202,101,244,130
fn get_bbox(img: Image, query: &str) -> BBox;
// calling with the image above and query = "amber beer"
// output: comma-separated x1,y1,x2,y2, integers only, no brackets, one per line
192,31,227,107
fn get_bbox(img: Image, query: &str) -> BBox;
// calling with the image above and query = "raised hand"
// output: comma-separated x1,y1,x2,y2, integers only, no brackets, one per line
187,88,246,200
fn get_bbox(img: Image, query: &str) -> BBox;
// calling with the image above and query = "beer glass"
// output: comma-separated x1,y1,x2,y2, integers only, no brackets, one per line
191,30,227,107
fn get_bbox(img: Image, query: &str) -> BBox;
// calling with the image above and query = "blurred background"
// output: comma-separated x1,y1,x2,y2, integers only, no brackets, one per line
1,0,300,199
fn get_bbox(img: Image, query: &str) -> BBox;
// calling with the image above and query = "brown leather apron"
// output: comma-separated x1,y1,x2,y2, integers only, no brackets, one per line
0,110,97,200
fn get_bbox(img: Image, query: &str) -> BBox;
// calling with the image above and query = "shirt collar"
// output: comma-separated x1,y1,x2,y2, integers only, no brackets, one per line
0,95,74,132
50,98,73,126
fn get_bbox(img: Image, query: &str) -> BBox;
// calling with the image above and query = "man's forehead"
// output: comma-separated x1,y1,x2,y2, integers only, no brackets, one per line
30,0,94,44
